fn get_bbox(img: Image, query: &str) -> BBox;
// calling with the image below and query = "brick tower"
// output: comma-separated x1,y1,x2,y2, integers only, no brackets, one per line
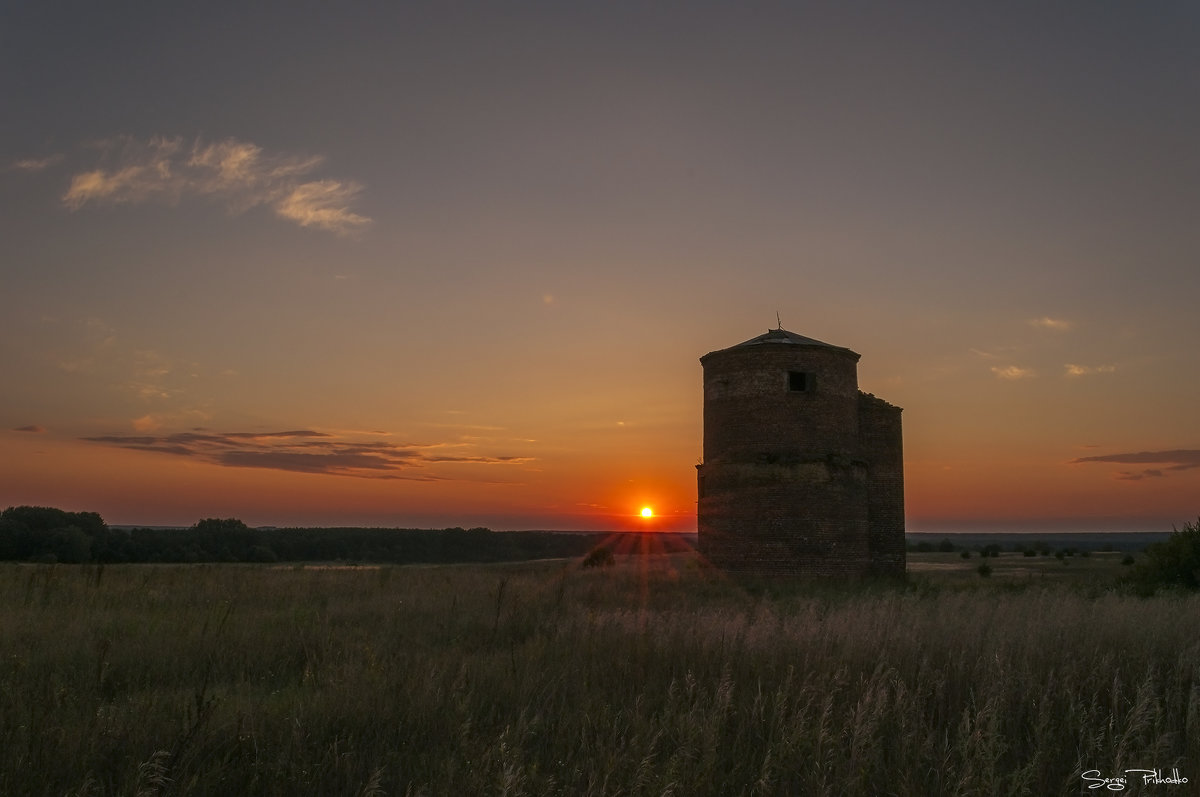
696,327,905,577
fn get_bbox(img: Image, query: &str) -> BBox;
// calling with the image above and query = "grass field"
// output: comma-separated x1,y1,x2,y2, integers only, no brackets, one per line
0,551,1196,796
907,549,1135,582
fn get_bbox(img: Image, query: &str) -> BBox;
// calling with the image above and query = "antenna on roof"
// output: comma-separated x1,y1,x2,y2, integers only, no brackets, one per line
776,311,782,330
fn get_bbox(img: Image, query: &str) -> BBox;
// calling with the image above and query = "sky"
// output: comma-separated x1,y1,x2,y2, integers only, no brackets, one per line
2,2,1198,532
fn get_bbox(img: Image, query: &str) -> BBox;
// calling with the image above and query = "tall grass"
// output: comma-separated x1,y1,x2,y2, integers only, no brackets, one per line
0,558,1195,795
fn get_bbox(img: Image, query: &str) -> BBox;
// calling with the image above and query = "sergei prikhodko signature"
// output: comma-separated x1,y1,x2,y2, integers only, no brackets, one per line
1082,768,1188,790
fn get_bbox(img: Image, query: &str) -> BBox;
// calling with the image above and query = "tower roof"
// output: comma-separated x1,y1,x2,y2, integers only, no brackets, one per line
703,327,860,359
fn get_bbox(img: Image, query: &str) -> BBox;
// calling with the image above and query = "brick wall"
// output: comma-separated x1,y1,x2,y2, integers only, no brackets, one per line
702,345,862,465
858,393,906,577
697,337,905,579
698,459,872,576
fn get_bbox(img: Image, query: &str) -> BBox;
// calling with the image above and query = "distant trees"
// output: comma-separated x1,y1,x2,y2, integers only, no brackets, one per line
908,539,954,553
0,505,650,565
0,506,106,563
193,517,257,562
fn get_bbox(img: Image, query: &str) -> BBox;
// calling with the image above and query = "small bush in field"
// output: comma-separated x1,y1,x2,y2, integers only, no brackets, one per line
1126,517,1200,591
977,562,992,577
581,546,615,568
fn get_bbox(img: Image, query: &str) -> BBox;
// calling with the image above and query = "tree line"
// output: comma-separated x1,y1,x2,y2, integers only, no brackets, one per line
0,506,618,565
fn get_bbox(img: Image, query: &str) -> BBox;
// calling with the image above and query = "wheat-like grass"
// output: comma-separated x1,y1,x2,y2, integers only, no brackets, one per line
0,559,1194,795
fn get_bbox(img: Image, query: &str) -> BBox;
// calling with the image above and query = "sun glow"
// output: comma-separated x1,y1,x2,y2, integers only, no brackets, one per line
640,507,653,518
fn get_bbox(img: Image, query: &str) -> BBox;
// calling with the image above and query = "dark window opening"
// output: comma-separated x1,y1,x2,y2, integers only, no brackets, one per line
788,371,812,392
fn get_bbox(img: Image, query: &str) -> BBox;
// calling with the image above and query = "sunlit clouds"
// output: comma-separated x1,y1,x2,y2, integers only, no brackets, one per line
38,316,196,404
990,365,1035,380
978,318,1120,381
57,136,370,235
1029,317,1073,331
1064,364,1117,377
81,429,534,480
274,180,370,234
9,154,63,172
131,416,163,433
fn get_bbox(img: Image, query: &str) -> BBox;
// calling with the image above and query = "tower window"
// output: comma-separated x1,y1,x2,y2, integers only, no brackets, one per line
788,371,812,392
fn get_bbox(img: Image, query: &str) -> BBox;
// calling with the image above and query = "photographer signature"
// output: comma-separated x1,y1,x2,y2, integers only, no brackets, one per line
1082,769,1188,791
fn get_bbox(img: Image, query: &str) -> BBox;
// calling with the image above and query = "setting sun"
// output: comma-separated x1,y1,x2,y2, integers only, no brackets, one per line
641,507,654,518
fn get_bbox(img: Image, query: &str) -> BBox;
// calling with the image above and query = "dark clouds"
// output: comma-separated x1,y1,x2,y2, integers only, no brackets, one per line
1071,450,1200,481
82,429,533,480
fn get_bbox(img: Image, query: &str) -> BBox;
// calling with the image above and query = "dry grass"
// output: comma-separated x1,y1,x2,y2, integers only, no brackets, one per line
0,556,1196,795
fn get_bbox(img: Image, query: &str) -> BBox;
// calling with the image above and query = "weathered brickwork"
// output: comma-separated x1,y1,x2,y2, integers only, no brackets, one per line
697,328,905,578
858,393,905,576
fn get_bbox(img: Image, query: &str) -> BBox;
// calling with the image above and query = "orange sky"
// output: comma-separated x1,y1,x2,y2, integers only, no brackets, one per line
2,4,1198,531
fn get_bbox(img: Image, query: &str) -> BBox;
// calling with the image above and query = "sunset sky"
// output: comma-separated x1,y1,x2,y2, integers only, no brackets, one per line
3,3,1198,532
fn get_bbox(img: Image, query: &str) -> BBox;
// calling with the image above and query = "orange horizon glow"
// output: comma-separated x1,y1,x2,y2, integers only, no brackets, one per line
2,426,1198,533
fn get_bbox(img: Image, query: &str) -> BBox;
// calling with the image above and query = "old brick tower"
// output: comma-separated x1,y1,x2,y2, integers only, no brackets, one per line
696,327,905,577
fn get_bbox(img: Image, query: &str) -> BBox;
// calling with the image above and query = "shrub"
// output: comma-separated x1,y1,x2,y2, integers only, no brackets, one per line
1126,518,1200,591
581,546,615,568
977,562,992,578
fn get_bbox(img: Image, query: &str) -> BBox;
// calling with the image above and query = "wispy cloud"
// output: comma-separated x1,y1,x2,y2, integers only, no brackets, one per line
274,180,369,233
60,135,370,235
991,365,1035,380
1029,317,1073,331
10,154,64,172
1064,363,1117,377
12,425,46,433
1070,449,1200,481
82,428,533,480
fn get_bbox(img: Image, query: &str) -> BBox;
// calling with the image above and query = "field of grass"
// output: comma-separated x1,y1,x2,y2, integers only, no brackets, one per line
1,553,1196,796
907,549,1136,582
